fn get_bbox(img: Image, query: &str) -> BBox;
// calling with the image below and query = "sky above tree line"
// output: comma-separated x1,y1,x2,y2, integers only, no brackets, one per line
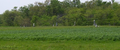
0,0,120,14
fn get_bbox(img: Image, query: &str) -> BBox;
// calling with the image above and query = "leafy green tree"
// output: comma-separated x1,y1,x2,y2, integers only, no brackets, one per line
1,0,120,26
22,18,31,27
14,16,23,26
73,0,81,7
47,0,64,16
85,9,95,25
45,0,51,5
62,8,86,26
18,6,29,18
0,14,3,26
96,0,103,6
31,15,39,25
111,0,115,4
36,15,51,26
62,0,72,8
3,10,19,26
12,6,18,11
111,13,119,25
51,15,57,26
94,9,108,25
30,2,46,17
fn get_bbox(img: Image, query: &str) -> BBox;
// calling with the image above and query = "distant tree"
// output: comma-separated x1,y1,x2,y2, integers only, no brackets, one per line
31,15,38,24
22,18,31,27
45,0,51,5
47,0,64,16
29,2,46,17
18,6,29,18
85,9,95,25
96,0,102,6
111,13,119,25
62,8,86,26
111,0,115,4
14,16,23,26
73,0,81,7
12,6,18,11
62,0,72,8
3,10,18,26
36,15,51,26
0,14,3,26
1,0,120,26
51,15,57,26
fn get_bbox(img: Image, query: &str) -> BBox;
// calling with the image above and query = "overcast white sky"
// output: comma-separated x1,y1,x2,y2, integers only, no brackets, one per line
0,0,120,14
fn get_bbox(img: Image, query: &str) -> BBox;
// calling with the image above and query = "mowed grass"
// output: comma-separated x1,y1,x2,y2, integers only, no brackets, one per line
0,41,120,50
0,26,120,50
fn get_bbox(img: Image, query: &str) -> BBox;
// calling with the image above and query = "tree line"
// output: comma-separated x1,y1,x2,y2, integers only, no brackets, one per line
0,0,120,26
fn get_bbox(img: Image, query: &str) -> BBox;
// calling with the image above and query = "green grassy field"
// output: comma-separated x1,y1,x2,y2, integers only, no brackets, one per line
0,41,120,50
0,26,120,50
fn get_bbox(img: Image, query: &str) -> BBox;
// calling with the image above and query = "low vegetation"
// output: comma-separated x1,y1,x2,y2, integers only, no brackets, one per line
0,26,120,50
0,26,120,41
1,41,120,50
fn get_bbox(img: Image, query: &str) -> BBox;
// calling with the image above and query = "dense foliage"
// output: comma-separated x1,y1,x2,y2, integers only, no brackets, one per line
0,0,120,26
0,26,120,41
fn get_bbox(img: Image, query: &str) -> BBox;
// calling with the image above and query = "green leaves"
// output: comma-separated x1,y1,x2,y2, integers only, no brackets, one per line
0,26,120,41
31,15,38,23
62,8,86,26
1,0,120,26
47,0,64,15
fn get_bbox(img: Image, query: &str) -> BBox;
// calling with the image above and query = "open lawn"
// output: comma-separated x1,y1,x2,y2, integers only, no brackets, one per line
0,41,120,50
0,26,120,50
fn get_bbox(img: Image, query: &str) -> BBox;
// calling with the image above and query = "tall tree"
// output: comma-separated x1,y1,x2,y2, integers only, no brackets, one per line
45,0,51,5
62,0,72,8
96,0,103,6
111,0,115,4
0,14,3,25
3,10,18,26
1,0,120,26
47,0,64,16
14,16,23,26
73,0,81,7
18,6,29,18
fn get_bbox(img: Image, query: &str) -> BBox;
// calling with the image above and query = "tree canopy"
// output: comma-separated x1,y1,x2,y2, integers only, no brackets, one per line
0,0,120,26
